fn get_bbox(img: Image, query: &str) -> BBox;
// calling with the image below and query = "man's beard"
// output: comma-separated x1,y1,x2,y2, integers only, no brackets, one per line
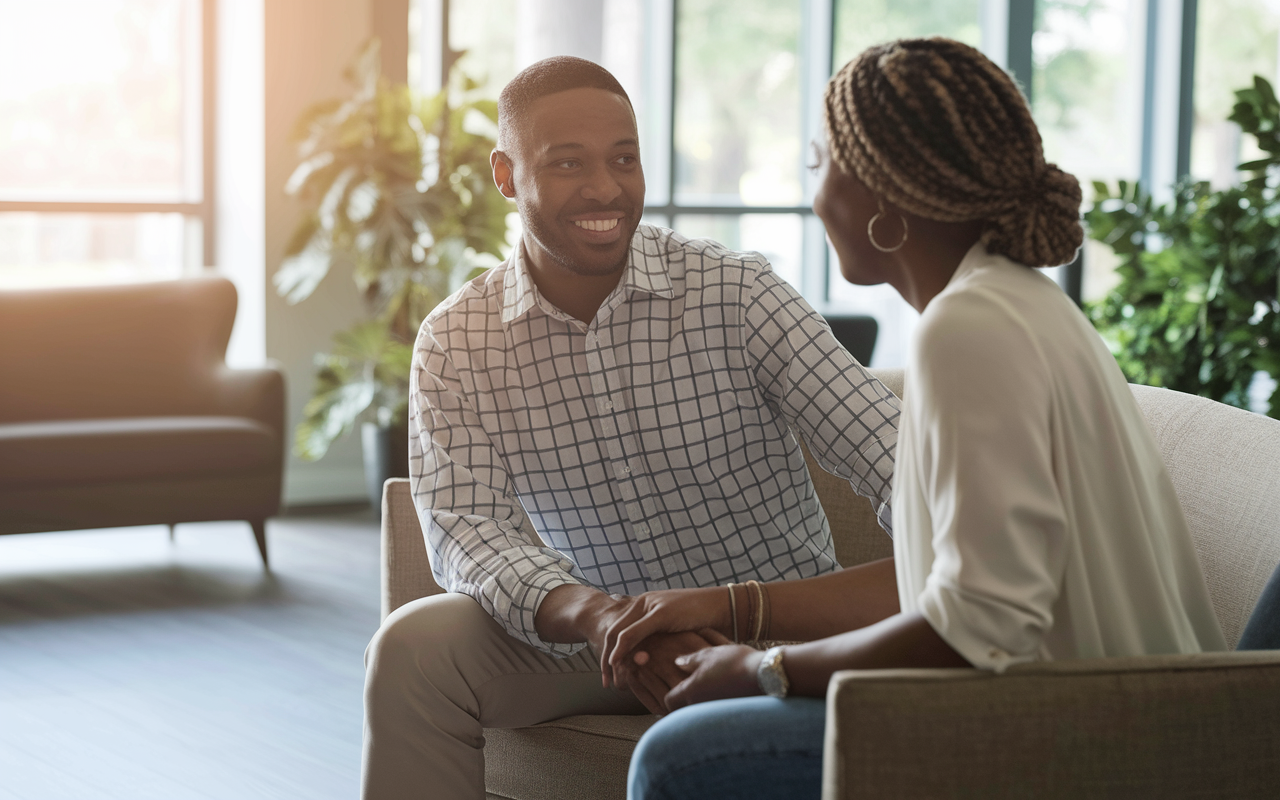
518,198,634,277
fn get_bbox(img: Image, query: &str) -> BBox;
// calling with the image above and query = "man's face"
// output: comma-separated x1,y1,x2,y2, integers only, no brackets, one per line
499,88,645,277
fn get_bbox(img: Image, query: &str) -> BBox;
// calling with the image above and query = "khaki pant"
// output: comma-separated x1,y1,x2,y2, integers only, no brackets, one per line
361,593,646,800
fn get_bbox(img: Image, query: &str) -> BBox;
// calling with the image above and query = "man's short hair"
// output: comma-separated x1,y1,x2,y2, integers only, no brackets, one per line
497,56,633,150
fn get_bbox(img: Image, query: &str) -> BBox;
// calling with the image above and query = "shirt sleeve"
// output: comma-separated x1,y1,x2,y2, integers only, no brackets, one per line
742,263,899,534
410,323,586,657
909,288,1068,672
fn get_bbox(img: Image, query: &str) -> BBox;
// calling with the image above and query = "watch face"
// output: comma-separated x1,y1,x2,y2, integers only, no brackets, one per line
758,647,789,698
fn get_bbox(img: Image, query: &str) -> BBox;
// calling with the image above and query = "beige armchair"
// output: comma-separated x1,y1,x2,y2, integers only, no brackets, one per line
0,277,285,566
380,368,1280,799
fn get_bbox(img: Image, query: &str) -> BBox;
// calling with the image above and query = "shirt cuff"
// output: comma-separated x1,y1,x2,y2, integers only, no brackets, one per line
519,574,589,658
916,581,1043,673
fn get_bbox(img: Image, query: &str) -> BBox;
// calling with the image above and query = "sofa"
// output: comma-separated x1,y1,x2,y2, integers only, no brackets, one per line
0,277,285,567
380,368,1280,799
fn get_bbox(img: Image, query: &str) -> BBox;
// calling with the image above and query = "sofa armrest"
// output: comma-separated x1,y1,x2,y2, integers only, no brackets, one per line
212,363,286,439
381,477,444,620
822,651,1280,800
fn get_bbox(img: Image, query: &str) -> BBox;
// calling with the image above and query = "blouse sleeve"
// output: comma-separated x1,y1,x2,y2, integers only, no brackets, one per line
909,287,1069,672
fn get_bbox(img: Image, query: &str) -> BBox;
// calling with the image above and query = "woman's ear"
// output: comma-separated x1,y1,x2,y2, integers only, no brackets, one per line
491,150,516,198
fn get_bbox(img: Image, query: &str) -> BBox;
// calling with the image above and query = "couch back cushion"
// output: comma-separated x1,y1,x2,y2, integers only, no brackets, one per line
1131,385,1280,648
816,370,1280,649
0,278,237,423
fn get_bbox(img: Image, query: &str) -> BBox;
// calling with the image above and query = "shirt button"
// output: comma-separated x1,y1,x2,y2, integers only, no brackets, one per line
621,465,631,474
601,398,614,411
634,523,649,535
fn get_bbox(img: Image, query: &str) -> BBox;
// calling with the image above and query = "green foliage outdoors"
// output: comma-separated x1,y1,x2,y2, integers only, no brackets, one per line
1086,76,1280,417
277,39,510,460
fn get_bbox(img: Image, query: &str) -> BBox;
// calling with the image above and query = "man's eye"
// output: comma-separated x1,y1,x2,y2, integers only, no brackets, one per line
615,155,637,166
555,160,580,170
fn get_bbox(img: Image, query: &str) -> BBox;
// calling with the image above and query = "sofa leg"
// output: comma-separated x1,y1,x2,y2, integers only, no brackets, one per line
250,520,269,569
168,523,176,542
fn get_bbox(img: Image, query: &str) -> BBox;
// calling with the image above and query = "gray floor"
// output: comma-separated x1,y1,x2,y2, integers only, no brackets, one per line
0,510,381,800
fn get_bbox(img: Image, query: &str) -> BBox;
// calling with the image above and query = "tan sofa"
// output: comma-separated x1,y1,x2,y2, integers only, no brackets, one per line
380,368,1280,799
0,277,285,566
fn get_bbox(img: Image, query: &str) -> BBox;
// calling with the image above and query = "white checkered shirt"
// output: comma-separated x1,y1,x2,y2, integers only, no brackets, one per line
410,224,899,655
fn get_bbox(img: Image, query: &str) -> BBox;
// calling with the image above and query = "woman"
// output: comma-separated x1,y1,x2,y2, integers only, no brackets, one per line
616,38,1227,800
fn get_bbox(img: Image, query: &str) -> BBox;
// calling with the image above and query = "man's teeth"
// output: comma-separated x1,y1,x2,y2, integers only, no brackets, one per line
574,218,619,232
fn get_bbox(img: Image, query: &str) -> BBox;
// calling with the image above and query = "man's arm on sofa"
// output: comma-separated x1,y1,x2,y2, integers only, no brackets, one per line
822,651,1280,800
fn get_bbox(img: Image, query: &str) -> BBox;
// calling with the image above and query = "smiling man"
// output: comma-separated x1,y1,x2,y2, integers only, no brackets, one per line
360,57,900,800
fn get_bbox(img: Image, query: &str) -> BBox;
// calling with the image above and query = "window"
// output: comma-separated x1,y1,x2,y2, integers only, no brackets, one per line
0,0,211,289
1191,0,1280,188
1032,0,1145,302
413,0,1215,367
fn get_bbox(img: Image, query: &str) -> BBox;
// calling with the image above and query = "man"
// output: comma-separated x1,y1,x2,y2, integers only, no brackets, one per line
361,56,898,800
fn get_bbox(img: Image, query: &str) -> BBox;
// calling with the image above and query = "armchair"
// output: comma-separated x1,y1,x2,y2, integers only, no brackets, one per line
380,369,1280,799
0,277,285,566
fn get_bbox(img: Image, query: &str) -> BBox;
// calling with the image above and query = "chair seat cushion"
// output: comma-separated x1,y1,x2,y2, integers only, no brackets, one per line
485,715,658,800
0,416,280,487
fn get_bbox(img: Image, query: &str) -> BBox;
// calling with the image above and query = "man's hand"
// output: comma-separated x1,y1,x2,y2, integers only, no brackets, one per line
614,630,715,714
600,586,731,687
663,629,763,712
533,585,645,687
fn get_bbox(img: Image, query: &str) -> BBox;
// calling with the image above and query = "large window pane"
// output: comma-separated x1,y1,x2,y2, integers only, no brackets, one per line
1191,0,1280,188
448,0,517,101
0,0,200,203
1032,0,1143,302
834,0,981,68
0,213,194,289
674,213,803,290
674,0,803,206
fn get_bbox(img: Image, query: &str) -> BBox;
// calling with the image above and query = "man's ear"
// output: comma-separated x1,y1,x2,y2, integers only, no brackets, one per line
491,150,515,199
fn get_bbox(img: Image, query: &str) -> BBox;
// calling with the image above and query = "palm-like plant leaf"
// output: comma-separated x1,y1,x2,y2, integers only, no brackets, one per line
279,39,511,459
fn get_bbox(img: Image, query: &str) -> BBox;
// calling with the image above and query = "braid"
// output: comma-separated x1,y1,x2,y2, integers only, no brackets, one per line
825,38,1083,267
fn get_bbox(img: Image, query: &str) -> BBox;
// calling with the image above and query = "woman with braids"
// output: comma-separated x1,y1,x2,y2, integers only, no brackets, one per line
612,38,1226,800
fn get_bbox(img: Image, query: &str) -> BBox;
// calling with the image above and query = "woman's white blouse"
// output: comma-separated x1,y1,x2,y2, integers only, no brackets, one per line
893,243,1227,672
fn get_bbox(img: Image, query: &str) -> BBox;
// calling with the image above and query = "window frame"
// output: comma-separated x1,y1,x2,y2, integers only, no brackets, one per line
0,0,218,269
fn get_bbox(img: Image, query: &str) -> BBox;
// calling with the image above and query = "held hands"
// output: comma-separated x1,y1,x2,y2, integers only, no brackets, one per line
615,630,717,714
597,586,731,688
662,629,763,712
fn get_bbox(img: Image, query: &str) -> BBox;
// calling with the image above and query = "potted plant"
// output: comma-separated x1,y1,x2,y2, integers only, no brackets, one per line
1086,75,1280,418
276,39,510,506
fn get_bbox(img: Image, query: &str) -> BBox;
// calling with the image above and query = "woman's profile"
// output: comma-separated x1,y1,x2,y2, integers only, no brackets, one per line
619,37,1226,800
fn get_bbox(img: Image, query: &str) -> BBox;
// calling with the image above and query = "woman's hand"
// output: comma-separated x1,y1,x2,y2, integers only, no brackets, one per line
662,629,764,712
600,586,730,687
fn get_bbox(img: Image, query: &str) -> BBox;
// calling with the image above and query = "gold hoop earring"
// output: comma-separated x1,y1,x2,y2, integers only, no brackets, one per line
867,199,908,253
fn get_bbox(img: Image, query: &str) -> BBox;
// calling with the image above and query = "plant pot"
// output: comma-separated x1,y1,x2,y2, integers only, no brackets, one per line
362,421,411,511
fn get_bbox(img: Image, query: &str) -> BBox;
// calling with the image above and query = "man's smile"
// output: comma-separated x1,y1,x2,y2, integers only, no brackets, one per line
573,218,620,232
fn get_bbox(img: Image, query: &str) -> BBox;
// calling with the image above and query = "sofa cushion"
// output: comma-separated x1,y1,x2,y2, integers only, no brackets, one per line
485,715,658,800
0,416,280,487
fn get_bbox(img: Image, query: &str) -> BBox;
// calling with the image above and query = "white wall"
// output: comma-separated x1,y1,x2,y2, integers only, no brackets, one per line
262,0,375,504
218,0,265,370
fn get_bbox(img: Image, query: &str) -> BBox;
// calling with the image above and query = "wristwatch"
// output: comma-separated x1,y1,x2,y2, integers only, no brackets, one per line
756,645,790,698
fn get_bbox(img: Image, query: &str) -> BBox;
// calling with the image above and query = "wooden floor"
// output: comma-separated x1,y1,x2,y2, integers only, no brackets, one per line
0,509,382,800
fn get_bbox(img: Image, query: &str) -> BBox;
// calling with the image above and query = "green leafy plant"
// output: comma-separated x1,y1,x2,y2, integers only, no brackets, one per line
1085,75,1280,418
277,39,510,460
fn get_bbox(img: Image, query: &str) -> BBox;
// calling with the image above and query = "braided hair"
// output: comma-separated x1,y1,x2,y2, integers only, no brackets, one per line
824,37,1083,268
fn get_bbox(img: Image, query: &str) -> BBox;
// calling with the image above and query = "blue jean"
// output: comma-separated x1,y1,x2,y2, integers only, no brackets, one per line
1238,558,1280,650
627,696,826,800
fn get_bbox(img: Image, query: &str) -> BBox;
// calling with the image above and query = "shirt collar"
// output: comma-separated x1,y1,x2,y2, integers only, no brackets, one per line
501,224,674,326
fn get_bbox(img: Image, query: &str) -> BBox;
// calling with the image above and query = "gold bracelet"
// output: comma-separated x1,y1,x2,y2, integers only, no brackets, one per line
726,583,739,643
747,580,765,642
761,581,772,641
